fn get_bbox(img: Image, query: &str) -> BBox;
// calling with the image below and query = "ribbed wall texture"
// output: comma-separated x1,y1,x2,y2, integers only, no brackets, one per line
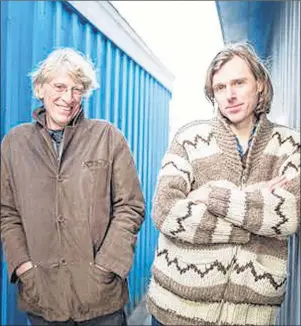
0,1,171,325
216,2,300,325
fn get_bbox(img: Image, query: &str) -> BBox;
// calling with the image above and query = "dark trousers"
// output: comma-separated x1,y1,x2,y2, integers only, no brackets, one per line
151,316,164,326
28,309,127,326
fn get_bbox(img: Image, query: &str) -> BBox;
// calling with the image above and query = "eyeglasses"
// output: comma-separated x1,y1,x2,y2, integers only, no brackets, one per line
49,83,84,96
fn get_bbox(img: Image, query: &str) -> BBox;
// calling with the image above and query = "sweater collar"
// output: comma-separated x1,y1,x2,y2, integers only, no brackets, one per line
213,112,274,177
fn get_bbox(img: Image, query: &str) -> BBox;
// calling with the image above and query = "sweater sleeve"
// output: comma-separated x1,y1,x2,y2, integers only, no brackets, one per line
152,138,250,244
207,147,300,237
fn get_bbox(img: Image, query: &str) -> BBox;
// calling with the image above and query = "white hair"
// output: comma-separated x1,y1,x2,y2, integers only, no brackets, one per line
29,47,99,98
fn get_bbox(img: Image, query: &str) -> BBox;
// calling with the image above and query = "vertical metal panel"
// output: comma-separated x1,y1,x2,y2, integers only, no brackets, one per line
216,1,282,60
269,1,300,131
0,1,172,324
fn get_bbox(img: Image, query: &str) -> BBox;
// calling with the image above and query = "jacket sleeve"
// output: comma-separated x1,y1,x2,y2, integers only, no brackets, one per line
1,135,31,283
152,137,251,245
95,133,145,279
207,146,300,238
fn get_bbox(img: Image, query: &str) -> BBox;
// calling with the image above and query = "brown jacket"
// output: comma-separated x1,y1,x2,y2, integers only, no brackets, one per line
1,107,145,321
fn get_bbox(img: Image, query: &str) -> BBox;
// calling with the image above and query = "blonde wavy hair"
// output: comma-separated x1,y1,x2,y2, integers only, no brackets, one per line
204,42,273,115
29,47,99,99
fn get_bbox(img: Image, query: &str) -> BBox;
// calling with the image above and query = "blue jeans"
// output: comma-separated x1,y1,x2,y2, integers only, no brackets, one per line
28,309,127,326
151,316,164,326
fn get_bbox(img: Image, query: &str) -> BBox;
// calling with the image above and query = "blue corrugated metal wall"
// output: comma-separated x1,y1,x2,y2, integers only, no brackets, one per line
0,1,170,325
216,2,300,325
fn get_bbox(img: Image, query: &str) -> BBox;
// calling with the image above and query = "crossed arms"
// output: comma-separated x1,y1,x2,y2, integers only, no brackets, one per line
152,138,300,245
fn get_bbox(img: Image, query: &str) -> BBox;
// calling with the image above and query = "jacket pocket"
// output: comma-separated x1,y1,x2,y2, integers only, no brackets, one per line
18,268,40,306
226,252,287,305
83,159,109,169
82,159,110,198
93,264,116,284
70,263,123,314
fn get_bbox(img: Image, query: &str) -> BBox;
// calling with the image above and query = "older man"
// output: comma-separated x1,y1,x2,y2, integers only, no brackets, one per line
1,48,145,325
147,43,300,325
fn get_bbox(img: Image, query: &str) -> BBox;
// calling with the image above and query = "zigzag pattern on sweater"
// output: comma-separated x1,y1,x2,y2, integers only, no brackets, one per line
282,161,300,175
169,201,197,236
182,132,215,149
272,131,300,149
232,258,287,290
157,248,231,276
271,192,287,235
161,161,192,183
157,248,286,290
293,143,301,154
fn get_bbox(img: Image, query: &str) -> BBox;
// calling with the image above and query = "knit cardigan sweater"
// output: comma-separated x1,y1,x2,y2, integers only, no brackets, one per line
147,113,300,326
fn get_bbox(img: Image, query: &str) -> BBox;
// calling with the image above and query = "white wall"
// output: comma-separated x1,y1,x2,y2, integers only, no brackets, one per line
110,1,224,140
